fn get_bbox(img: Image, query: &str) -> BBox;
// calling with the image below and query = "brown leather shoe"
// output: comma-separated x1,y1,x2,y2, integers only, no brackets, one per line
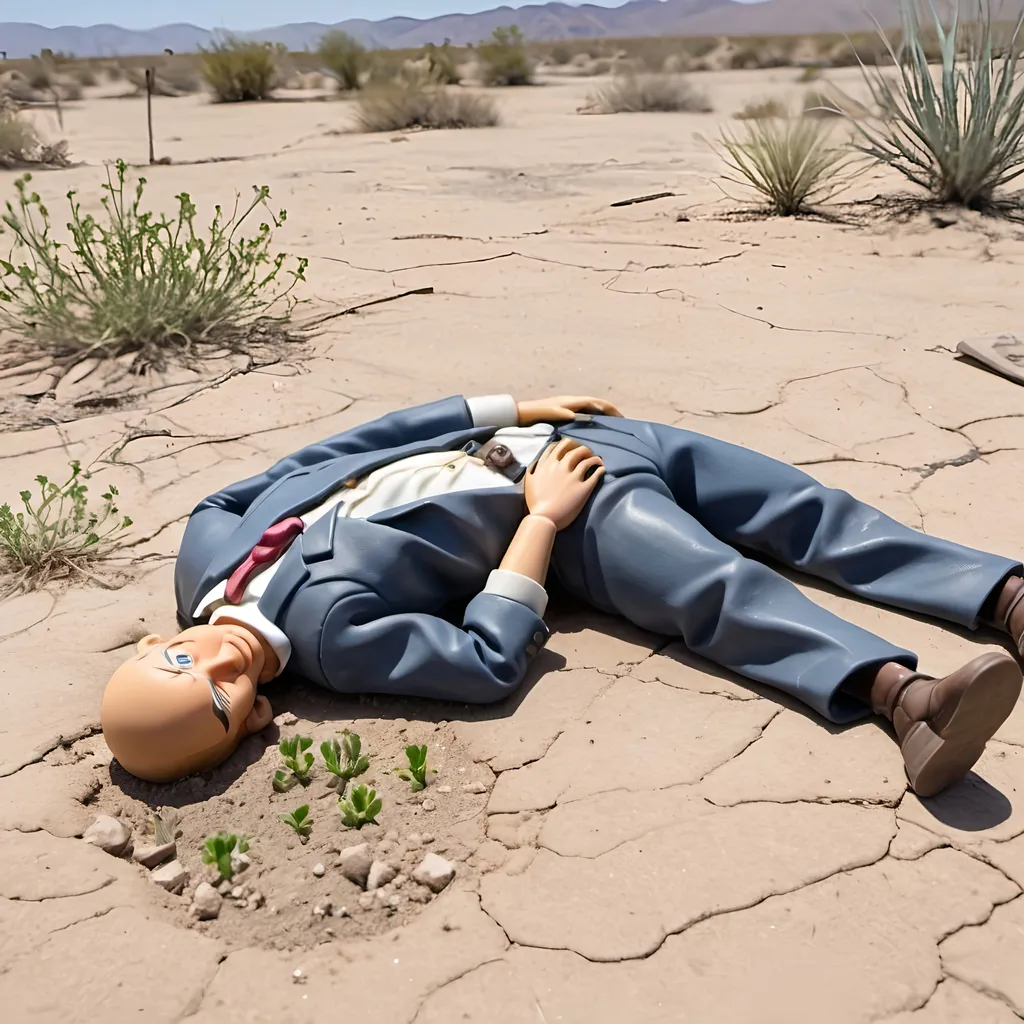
889,652,1022,798
1004,585,1024,657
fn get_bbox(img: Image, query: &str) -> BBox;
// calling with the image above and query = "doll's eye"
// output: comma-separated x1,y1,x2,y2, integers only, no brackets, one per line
173,652,193,668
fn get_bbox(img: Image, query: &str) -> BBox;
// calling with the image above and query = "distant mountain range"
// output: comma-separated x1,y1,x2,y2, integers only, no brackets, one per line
1,0,1017,59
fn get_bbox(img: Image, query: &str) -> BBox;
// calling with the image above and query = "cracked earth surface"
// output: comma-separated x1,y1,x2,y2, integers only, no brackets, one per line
3,67,1024,1022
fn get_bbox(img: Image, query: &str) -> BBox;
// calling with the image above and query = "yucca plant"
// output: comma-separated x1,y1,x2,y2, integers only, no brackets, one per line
718,117,859,215
852,0,1024,210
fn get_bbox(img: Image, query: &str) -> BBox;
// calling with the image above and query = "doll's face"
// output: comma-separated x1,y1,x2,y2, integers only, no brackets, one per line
101,625,274,783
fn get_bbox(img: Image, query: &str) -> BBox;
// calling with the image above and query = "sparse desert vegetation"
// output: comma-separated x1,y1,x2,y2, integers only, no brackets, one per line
587,72,712,113
354,79,500,132
318,29,367,91
718,116,857,215
735,97,789,120
200,35,284,102
477,25,535,86
0,97,69,168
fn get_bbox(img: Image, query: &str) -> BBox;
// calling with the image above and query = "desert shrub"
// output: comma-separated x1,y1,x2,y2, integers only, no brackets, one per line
200,35,282,102
424,42,461,85
318,29,366,91
718,117,857,215
105,63,125,82
735,97,788,120
549,43,572,65
477,25,534,86
0,160,307,367
354,80,499,132
0,460,131,594
0,103,70,168
852,0,1024,210
74,65,98,87
28,65,52,90
588,73,711,113
798,65,822,82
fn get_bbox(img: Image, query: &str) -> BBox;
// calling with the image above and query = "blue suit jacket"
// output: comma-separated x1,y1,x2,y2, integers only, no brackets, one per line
175,396,666,704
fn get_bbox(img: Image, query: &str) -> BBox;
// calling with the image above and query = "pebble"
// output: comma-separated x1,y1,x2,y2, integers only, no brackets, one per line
462,781,488,794
231,885,246,899
332,905,349,918
217,879,234,895
312,863,326,878
247,892,265,910
82,815,132,857
292,969,305,984
192,882,223,920
366,860,397,891
230,851,251,874
275,712,299,726
437,786,452,794
151,860,189,894
421,799,436,812
393,873,407,888
336,843,373,888
312,902,332,918
420,833,436,844
412,852,457,893
131,841,176,869
358,893,375,910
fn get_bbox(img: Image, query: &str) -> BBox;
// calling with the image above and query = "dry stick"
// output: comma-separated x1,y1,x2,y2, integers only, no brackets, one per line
145,67,155,165
609,191,676,208
300,286,434,329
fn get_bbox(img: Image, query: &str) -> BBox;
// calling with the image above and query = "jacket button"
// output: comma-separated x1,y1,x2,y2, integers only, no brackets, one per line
532,630,547,646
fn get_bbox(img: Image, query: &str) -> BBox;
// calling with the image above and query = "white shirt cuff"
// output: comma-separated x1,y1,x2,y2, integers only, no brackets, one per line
209,604,292,674
483,569,548,618
467,394,518,429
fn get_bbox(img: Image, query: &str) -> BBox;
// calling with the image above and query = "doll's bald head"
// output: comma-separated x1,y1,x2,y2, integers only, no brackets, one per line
101,624,274,783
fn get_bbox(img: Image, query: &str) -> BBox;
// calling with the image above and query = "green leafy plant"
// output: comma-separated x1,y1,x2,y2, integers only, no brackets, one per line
354,79,499,132
278,804,312,838
200,35,283,101
396,743,432,792
718,116,859,215
0,161,306,369
0,460,131,593
320,729,370,787
851,0,1024,210
201,831,249,881
338,784,382,828
318,30,367,91
477,26,534,86
279,735,314,777
424,42,461,85
588,73,712,114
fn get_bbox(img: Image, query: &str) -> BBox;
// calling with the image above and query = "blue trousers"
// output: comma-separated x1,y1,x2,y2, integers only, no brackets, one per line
554,420,1022,723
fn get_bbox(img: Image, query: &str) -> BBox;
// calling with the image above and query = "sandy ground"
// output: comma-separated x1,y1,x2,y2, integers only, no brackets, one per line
3,66,1024,1022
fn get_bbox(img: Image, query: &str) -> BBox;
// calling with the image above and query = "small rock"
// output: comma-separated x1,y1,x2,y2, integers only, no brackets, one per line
312,902,332,918
230,851,251,874
151,860,189,894
462,781,488,794
421,799,436,812
231,885,246,899
292,969,306,984
192,882,223,920
367,860,397,891
412,853,456,893
393,873,407,888
132,841,176,869
384,830,399,842
324,927,335,938
387,892,403,909
247,892,265,910
312,862,326,878
217,879,234,895
337,842,373,888
82,815,132,857
332,905,349,918
437,785,452,794
358,893,375,910
420,833,435,844
275,711,299,726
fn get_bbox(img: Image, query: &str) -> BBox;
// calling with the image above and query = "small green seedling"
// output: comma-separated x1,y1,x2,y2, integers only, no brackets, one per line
278,804,312,839
320,729,369,787
272,769,298,793
396,743,433,792
338,784,382,828
201,831,249,881
277,734,314,787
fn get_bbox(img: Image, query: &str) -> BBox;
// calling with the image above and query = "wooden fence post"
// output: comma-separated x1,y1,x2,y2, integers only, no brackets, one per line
145,67,155,164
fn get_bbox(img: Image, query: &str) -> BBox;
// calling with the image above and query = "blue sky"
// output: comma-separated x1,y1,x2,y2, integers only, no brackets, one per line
24,0,760,32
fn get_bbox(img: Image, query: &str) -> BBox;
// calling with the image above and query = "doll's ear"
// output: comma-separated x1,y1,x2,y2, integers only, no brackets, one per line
136,634,164,654
245,695,274,735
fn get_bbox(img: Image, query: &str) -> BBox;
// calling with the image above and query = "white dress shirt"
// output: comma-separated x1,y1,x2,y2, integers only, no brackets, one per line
195,395,554,674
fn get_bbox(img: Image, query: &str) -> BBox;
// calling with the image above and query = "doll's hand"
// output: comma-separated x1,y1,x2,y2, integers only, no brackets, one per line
516,395,623,425
525,439,605,531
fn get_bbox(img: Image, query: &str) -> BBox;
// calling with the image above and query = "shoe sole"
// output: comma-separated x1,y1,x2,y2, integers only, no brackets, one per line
903,652,1022,798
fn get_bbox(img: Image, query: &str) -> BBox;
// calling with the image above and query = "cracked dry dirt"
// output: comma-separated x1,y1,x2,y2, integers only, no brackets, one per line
3,67,1024,1023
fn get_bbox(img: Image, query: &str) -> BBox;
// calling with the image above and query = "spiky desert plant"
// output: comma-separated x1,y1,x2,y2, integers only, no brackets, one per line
718,116,858,215
588,73,712,113
477,26,533,86
318,30,367,91
200,35,282,102
853,0,1024,210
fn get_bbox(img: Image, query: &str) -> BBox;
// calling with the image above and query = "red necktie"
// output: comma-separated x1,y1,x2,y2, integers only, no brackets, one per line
224,517,305,604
